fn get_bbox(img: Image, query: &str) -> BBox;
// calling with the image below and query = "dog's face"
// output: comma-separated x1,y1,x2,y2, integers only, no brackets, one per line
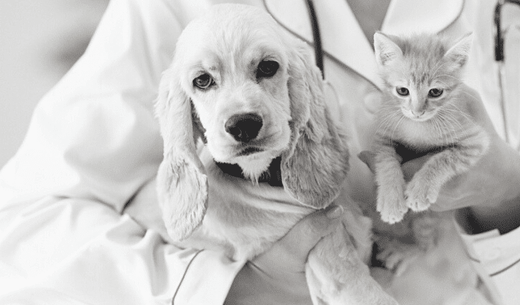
174,6,292,180
156,4,350,241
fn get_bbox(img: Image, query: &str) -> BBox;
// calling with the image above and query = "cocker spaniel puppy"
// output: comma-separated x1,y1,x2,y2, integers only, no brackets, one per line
155,4,397,304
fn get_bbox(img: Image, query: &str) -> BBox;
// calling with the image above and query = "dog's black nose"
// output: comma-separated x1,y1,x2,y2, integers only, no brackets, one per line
225,113,263,143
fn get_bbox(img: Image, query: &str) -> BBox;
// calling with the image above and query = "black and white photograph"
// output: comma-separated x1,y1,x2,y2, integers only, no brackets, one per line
1,1,519,304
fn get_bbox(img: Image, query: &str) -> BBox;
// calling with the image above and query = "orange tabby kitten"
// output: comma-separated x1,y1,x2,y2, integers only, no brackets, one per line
370,32,490,271
372,32,489,224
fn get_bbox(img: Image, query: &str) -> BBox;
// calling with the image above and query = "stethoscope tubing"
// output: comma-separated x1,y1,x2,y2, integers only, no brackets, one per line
305,0,325,78
495,0,520,147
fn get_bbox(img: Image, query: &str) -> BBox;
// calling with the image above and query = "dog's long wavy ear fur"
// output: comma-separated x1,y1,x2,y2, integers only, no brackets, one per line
155,67,208,241
282,42,350,209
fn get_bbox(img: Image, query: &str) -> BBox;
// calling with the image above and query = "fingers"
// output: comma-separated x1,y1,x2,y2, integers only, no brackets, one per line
281,204,344,259
252,204,344,274
296,204,344,238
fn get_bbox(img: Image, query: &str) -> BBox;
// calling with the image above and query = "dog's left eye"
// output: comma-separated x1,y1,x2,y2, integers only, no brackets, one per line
256,60,279,79
193,74,215,90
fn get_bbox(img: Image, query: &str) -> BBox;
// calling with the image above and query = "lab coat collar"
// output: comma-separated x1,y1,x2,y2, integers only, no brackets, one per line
264,0,464,90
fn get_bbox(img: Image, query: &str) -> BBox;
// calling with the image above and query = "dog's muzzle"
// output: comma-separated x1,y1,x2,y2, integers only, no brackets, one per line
225,113,263,143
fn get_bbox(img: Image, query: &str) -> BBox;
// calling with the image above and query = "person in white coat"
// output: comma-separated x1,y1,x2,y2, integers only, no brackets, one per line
0,0,519,304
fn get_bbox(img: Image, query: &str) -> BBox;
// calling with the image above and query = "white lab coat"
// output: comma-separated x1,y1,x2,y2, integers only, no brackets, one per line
0,0,518,304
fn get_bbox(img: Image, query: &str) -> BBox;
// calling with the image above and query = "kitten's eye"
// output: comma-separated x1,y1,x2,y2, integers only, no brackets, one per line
396,87,409,96
193,74,214,90
257,60,279,79
428,88,444,98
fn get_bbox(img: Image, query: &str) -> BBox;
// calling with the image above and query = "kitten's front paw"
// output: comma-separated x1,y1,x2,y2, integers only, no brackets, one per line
380,208,407,224
405,178,439,211
377,188,407,224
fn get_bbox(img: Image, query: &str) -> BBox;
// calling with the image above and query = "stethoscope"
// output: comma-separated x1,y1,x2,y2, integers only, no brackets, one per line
494,0,520,147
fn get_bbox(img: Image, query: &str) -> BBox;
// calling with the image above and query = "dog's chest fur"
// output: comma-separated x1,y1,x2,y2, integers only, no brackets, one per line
179,147,313,260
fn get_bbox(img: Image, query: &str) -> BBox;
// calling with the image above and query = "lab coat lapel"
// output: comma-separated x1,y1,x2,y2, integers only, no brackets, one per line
382,0,464,35
264,0,464,90
264,0,379,88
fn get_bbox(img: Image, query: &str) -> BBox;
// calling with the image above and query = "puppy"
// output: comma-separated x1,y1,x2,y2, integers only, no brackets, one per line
156,4,397,304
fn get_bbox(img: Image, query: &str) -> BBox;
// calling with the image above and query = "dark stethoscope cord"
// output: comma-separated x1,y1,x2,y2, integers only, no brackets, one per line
494,0,520,145
494,0,520,61
304,0,325,78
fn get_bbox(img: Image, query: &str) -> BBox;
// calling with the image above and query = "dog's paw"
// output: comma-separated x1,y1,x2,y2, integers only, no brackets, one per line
405,177,440,212
377,187,407,224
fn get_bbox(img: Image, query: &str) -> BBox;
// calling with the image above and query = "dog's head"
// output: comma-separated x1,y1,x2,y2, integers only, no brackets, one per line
156,4,350,241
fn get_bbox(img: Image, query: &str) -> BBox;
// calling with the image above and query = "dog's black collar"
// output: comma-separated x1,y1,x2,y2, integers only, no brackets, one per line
215,157,283,187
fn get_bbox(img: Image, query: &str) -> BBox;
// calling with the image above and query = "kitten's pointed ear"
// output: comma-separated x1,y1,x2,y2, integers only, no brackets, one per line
374,32,403,66
444,33,473,68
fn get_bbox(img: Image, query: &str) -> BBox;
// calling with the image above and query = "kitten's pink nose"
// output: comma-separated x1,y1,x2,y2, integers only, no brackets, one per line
411,110,425,117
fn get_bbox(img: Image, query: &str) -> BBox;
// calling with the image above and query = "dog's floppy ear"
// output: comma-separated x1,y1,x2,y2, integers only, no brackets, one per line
155,67,208,241
282,42,350,209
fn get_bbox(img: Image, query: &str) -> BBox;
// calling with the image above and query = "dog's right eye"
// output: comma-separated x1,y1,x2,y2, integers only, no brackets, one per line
256,60,279,79
193,74,214,90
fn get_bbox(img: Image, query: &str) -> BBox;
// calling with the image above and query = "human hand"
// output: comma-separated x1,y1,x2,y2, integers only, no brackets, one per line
225,204,344,305
359,84,520,233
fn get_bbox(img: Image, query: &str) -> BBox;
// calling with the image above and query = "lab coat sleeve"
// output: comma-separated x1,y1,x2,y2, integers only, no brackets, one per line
0,0,184,211
0,195,244,305
0,0,244,303
459,225,520,305
444,4,520,305
172,250,246,304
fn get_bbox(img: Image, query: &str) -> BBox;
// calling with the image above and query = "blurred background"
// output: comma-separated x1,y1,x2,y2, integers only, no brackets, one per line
0,0,109,168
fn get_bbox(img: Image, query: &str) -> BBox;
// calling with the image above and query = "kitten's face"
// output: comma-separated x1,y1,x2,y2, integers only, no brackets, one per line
385,67,454,122
374,32,472,122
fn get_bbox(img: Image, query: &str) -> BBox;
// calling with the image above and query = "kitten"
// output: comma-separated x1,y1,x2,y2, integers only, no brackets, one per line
370,32,490,269
372,31,489,223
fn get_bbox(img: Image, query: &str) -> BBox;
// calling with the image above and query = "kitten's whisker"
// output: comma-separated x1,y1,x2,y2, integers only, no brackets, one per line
439,113,460,145
433,114,447,144
433,117,449,146
446,103,473,122
391,116,405,140
376,112,394,133
376,103,402,135
440,108,464,129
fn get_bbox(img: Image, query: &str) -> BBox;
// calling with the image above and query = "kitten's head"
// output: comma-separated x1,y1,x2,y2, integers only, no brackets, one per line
374,32,472,122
